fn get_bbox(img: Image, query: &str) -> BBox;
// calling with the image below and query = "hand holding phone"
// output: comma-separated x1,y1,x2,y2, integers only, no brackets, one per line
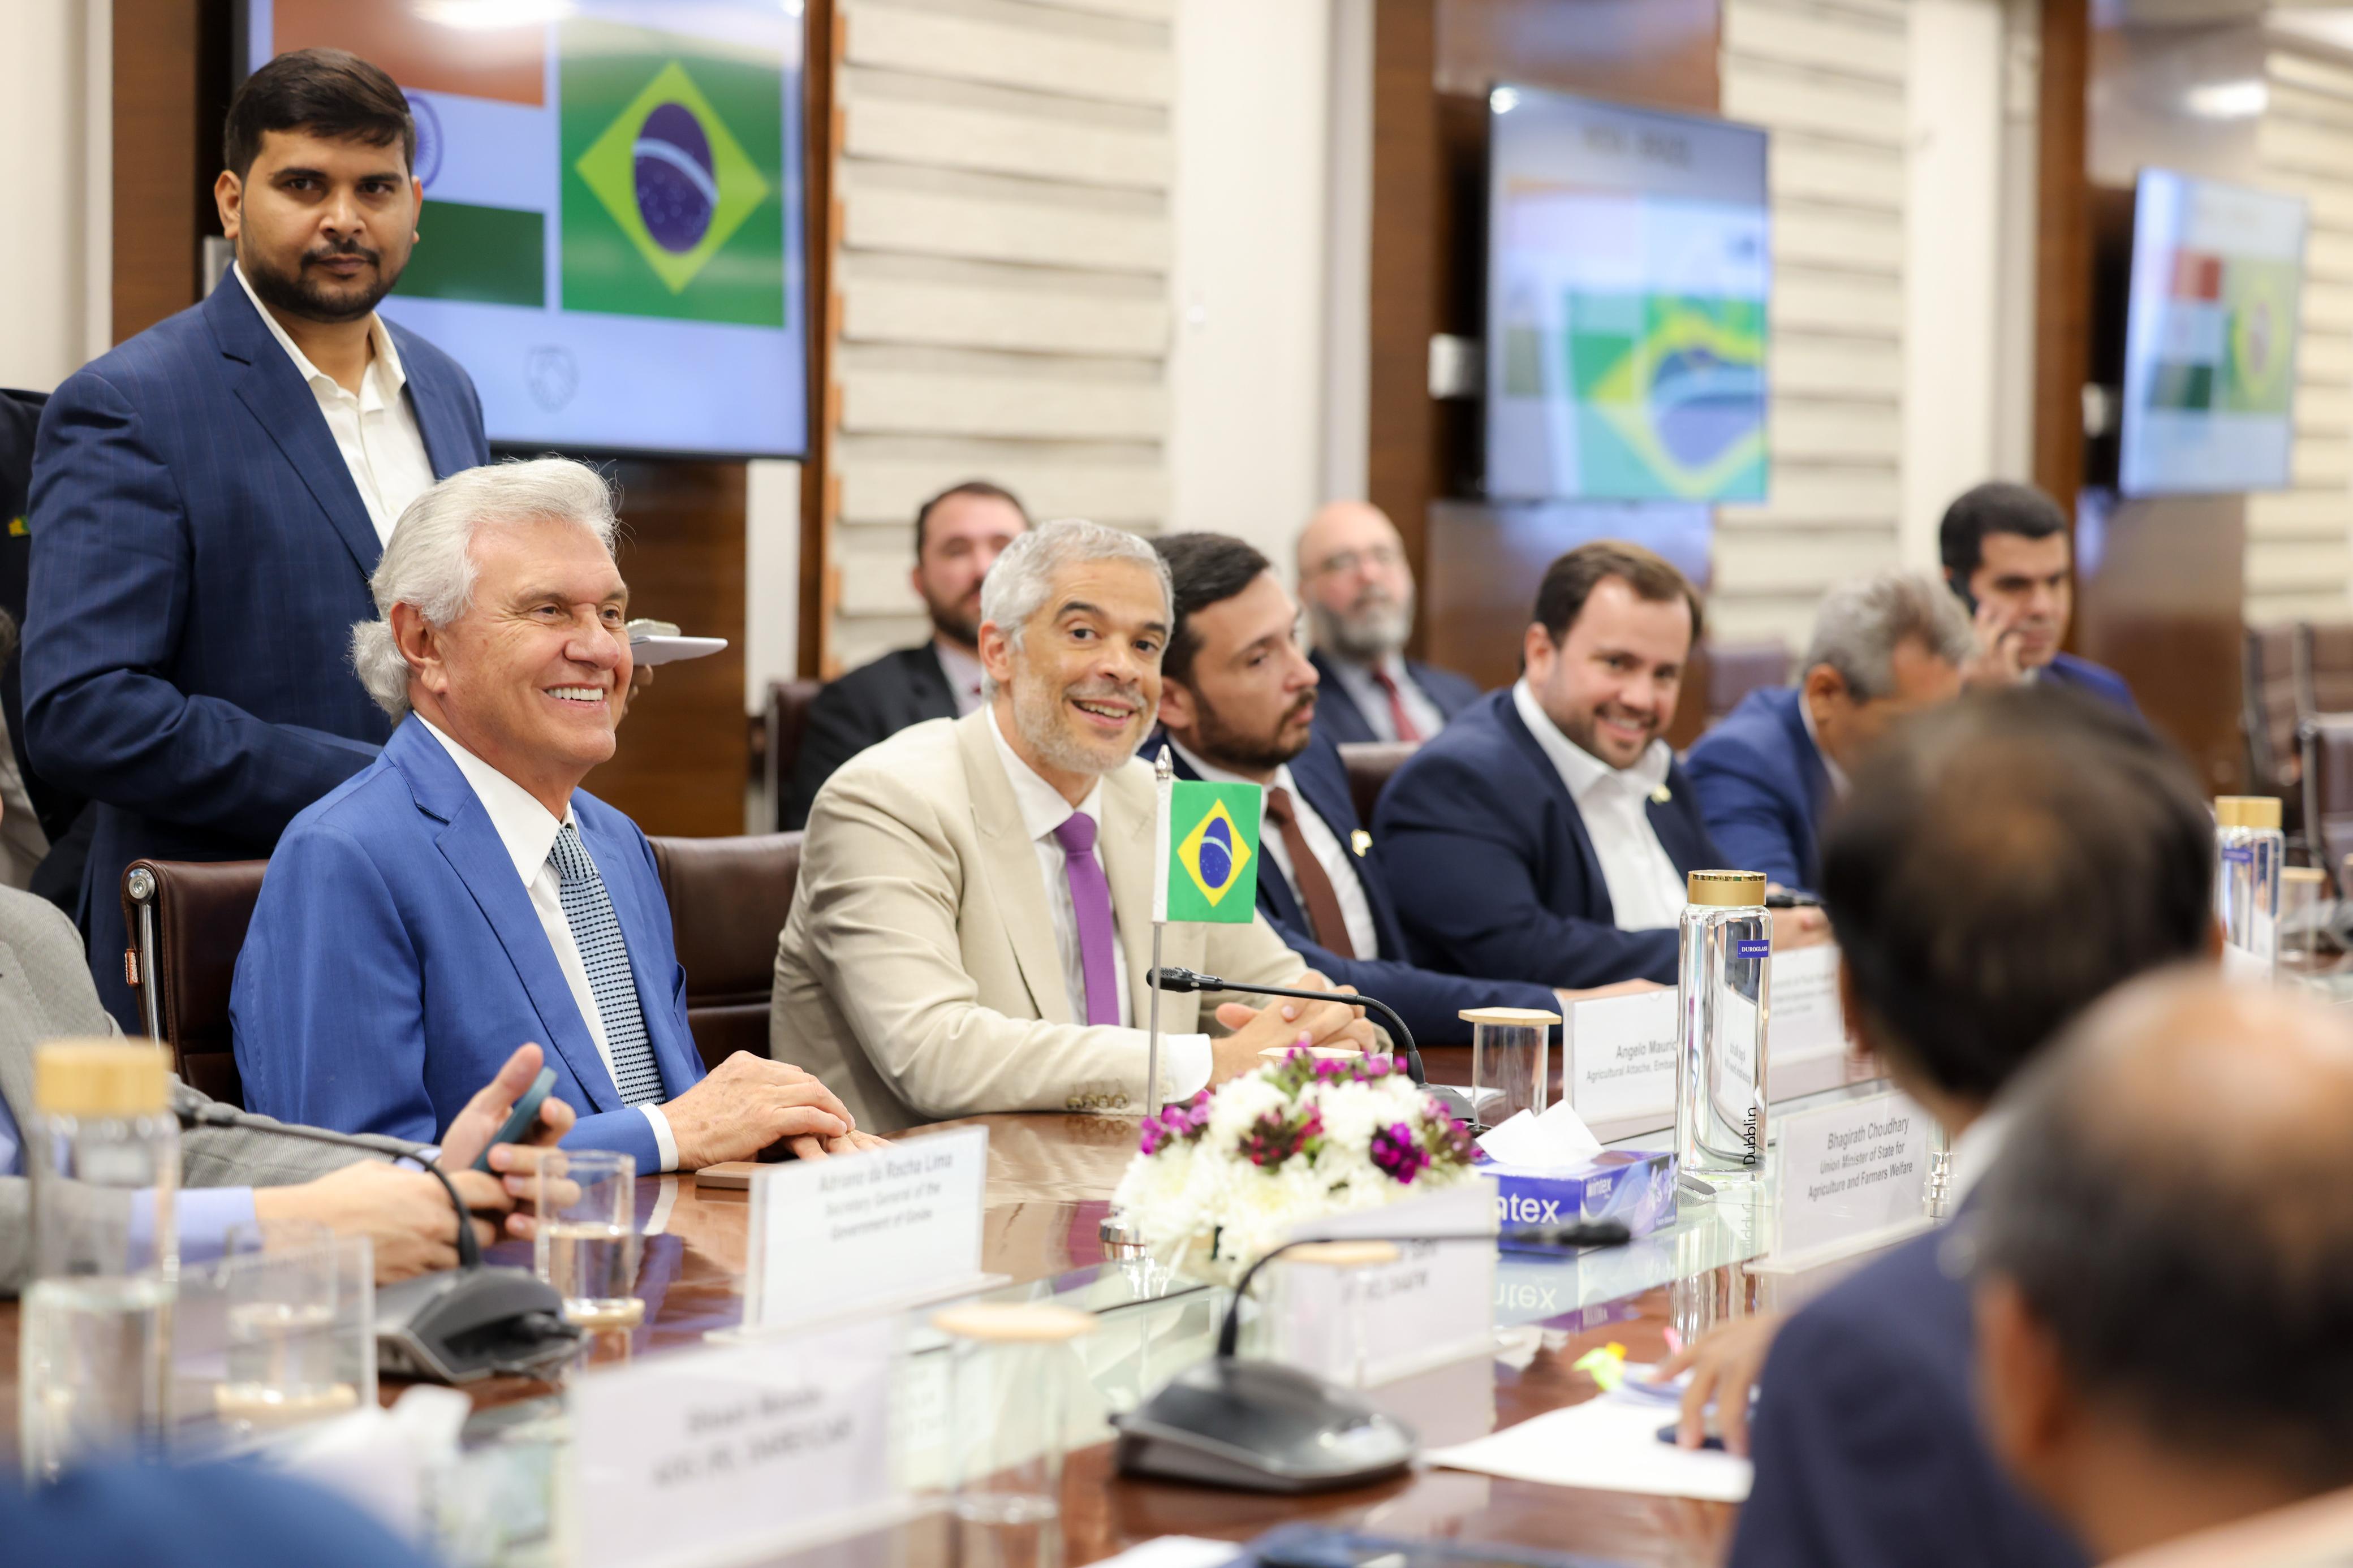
471,1066,557,1173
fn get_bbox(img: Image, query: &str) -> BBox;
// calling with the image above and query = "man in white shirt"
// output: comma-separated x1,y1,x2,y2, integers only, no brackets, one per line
232,459,871,1172
1296,502,1482,746
775,520,1379,1134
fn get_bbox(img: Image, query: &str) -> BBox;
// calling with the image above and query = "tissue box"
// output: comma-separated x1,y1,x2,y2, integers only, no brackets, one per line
1481,1148,1679,1252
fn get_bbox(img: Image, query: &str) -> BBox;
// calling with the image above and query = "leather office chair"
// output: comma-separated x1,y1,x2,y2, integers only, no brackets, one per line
1338,742,1419,830
2304,622,2353,719
2244,623,2303,796
120,858,269,1107
763,679,822,832
647,832,802,1073
1705,638,1793,724
2302,716,2353,897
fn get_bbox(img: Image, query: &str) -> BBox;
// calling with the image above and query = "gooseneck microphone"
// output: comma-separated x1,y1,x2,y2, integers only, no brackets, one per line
1153,965,1426,1086
178,1102,482,1269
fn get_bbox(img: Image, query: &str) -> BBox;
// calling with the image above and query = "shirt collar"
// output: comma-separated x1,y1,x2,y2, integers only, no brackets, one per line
232,261,408,401
1166,736,1294,801
415,716,574,886
985,706,1105,844
1945,1097,2017,1209
1797,692,1850,796
1511,678,1672,799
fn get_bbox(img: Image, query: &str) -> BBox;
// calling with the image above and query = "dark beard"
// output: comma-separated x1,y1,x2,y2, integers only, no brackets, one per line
1192,693,1315,774
240,240,398,325
928,603,980,648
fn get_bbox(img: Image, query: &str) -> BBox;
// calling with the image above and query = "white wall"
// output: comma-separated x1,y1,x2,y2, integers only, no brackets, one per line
0,0,109,391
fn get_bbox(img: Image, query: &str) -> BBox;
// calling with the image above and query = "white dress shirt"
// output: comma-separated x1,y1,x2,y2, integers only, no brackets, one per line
1324,651,1447,744
234,262,436,546
1169,739,1380,960
934,639,987,718
1796,693,1849,796
417,718,679,1169
985,709,1213,1098
1511,679,1687,931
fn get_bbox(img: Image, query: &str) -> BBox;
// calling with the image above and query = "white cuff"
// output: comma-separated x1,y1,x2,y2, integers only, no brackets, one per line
641,1104,679,1173
1162,1034,1213,1102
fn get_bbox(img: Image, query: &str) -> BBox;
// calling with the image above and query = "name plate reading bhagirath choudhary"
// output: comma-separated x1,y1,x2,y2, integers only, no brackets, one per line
743,1125,997,1332
572,1321,899,1568
1761,1088,1933,1267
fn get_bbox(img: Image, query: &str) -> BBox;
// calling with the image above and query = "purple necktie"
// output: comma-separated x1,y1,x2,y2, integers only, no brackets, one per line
1051,811,1121,1027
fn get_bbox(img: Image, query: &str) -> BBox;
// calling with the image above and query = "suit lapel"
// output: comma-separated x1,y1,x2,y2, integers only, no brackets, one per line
957,714,1077,1025
1647,768,1714,877
1290,740,1408,954
1495,696,1615,924
397,340,476,481
0,939,40,1132
1100,767,1163,1024
907,646,959,723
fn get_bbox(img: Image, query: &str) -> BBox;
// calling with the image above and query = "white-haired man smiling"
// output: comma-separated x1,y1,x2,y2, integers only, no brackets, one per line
774,517,1377,1134
232,458,874,1169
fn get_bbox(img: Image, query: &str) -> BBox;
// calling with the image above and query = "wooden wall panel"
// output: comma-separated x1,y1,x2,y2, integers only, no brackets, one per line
113,0,227,343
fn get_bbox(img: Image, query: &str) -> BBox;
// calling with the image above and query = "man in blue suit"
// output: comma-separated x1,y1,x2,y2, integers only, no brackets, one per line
24,50,490,1024
1687,568,1970,895
232,460,873,1172
1710,688,2214,1568
1377,542,1825,989
1295,502,1481,745
1145,533,1580,1048
1941,481,2141,715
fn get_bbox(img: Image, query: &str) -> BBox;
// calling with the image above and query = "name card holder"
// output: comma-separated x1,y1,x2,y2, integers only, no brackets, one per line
1565,988,1680,1135
1747,1088,1934,1277
1264,1184,1498,1387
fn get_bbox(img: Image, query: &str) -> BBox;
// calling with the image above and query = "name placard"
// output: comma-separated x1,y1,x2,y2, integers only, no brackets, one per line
1270,1183,1496,1386
1766,944,1844,1065
1764,1089,1932,1266
743,1126,998,1332
1565,988,1680,1124
571,1322,899,1568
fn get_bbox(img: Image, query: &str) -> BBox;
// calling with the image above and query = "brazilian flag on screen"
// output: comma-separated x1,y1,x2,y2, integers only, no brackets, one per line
1153,779,1262,924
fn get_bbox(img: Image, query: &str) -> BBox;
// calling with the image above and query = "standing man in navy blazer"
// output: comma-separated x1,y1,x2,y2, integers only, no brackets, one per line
232,460,874,1172
23,50,490,1024
1940,481,2141,716
1686,569,1970,895
1377,542,1826,989
1295,502,1480,745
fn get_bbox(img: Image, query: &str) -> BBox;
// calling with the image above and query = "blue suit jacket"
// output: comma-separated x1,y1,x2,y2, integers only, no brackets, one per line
2,1462,434,1568
23,279,488,1025
1683,687,1833,896
1307,650,1483,746
1730,1216,2088,1568
1151,729,1561,1044
230,720,705,1171
1373,690,1720,988
2041,651,2140,719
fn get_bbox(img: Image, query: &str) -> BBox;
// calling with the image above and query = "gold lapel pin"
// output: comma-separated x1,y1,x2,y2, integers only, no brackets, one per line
1650,784,1673,805
1350,829,1372,857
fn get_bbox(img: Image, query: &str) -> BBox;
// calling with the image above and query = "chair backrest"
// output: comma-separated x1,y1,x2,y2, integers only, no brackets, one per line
2304,623,2353,719
120,858,269,1107
763,679,824,832
1706,638,1794,723
2303,716,2353,897
2244,623,2302,792
1337,741,1419,829
647,832,802,1073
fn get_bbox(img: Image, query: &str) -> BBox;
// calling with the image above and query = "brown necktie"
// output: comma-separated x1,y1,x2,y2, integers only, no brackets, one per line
1370,666,1424,743
1264,785,1357,958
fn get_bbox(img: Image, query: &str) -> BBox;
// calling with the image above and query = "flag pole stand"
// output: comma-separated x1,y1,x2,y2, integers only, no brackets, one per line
1146,921,1166,1120
1147,745,1174,1120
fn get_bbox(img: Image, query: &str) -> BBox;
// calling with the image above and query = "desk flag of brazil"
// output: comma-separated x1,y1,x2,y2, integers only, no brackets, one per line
1152,779,1262,924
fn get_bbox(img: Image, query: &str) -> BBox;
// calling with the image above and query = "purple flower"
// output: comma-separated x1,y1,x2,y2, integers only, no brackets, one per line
1137,1090,1214,1155
1371,1121,1432,1184
1240,1105,1325,1169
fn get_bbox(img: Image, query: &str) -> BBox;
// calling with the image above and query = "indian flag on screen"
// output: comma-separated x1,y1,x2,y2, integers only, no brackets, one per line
1153,777,1262,925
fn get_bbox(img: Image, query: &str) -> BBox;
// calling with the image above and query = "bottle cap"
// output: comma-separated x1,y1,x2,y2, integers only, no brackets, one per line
33,1039,171,1117
1687,870,1768,908
2215,796,2283,830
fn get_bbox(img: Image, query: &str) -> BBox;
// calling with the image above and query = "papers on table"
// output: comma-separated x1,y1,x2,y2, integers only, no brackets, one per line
1427,1388,1753,1502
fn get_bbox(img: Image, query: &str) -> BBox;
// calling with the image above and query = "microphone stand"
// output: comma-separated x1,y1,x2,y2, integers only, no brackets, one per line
1152,964,1427,1086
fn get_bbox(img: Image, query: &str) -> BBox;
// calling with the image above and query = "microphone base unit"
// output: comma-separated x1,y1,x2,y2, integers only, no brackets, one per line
1111,1357,1416,1493
375,1266,584,1385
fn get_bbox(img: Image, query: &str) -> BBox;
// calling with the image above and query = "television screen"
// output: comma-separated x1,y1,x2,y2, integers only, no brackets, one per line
243,0,807,459
1485,86,1769,503
2118,169,2305,496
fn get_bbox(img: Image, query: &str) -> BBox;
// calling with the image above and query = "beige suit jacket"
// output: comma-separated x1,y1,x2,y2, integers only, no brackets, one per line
772,711,1309,1132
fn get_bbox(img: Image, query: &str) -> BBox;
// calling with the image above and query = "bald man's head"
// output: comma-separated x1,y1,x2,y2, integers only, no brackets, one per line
1296,501,1414,662
1977,972,2353,1502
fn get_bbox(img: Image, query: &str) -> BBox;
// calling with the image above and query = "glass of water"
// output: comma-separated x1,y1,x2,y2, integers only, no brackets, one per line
213,1220,360,1428
933,1302,1097,1568
535,1150,641,1330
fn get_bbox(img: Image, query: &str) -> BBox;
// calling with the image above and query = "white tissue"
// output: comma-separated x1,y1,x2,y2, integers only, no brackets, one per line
1476,1098,1606,1169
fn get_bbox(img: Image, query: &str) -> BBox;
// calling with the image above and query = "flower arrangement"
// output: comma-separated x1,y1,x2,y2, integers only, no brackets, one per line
1110,1049,1479,1271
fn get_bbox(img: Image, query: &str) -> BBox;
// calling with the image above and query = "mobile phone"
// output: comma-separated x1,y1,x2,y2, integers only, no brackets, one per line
1765,889,1820,910
471,1067,557,1172
1657,1420,1727,1453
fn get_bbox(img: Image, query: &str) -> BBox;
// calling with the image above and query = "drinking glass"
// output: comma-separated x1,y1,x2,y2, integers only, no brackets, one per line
1466,1007,1559,1129
534,1150,642,1330
214,1220,360,1427
933,1302,1097,1568
2282,866,2328,971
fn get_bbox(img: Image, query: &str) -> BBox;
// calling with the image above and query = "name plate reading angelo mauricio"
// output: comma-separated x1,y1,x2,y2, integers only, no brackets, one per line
1268,1183,1497,1387
742,1125,1001,1333
571,1321,900,1568
1755,1089,1933,1271
1565,987,1680,1125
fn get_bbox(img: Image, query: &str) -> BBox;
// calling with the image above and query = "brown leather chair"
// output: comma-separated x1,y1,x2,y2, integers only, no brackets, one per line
2305,623,2353,719
1705,638,1793,725
1338,741,1419,829
2303,716,2353,897
120,858,269,1107
763,679,824,831
647,832,802,1073
2243,623,2303,800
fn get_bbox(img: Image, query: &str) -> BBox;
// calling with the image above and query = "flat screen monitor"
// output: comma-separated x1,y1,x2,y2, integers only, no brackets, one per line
2119,169,2305,496
243,0,808,459
1485,86,1769,503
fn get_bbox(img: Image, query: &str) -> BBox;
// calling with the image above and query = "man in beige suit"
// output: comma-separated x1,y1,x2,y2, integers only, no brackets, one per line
775,519,1376,1133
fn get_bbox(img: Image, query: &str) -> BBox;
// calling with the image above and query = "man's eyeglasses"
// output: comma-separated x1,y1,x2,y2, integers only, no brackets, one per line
1305,544,1404,579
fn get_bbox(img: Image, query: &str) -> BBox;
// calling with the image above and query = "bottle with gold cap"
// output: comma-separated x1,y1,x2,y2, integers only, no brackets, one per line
1675,870,1772,1185
20,1038,179,1481
2213,795,2285,978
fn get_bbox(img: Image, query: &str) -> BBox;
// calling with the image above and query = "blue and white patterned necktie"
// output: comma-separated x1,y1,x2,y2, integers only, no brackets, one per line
548,822,665,1106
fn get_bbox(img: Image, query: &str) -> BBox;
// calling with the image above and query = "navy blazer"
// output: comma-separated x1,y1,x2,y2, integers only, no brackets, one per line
1730,1216,2088,1568
783,642,959,830
2041,651,2140,719
3,1461,435,1568
1683,687,1833,896
1373,690,1720,988
23,279,488,1025
1307,649,1482,746
1150,728,1561,1044
230,720,705,1172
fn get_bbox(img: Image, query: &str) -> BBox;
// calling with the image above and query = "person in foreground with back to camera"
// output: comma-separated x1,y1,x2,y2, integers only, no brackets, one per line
1294,501,1482,745
1673,686,2217,1568
231,459,880,1173
1941,480,2141,715
1375,540,1828,991
774,519,1381,1135
1685,568,1971,896
1973,973,2353,1567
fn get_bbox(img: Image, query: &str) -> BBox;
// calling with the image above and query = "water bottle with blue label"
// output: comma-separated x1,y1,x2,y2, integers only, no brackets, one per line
2213,796,2283,978
1675,870,1772,1184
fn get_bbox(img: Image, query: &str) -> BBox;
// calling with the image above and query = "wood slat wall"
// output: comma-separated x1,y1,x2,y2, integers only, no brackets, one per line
1713,0,1910,647
824,0,1174,672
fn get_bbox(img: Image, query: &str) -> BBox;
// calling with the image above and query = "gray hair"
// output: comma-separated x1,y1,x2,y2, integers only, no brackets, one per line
350,458,620,719
977,518,1173,696
1801,568,1973,701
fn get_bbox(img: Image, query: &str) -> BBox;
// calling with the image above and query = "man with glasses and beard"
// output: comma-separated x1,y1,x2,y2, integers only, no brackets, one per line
23,47,489,1023
1295,502,1481,746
